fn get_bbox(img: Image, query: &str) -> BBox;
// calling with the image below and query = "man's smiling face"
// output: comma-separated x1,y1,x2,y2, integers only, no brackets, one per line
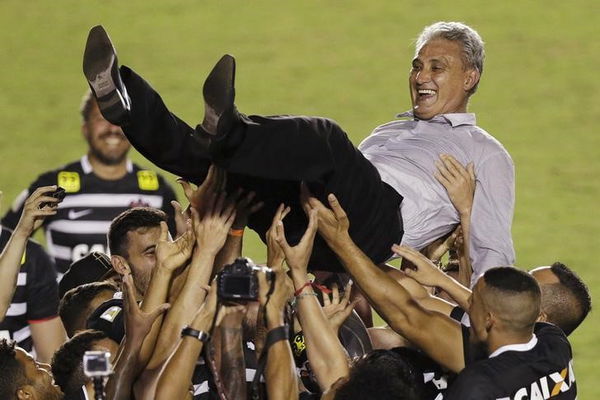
409,38,478,120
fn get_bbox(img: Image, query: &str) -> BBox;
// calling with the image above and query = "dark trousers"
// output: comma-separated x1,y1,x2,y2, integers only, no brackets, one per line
120,66,403,272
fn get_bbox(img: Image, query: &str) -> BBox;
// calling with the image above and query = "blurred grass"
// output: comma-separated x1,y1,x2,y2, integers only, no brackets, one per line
0,0,598,396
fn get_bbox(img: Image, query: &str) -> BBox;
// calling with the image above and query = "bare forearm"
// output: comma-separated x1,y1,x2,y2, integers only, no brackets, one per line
264,307,298,400
0,229,29,317
458,212,473,287
155,339,203,400
106,337,145,400
216,325,247,398
213,234,242,273
291,274,348,390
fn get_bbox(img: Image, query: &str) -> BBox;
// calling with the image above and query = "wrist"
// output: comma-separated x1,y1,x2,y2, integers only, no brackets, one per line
13,224,32,239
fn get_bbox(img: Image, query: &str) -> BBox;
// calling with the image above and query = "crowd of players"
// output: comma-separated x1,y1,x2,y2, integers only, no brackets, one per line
0,21,593,400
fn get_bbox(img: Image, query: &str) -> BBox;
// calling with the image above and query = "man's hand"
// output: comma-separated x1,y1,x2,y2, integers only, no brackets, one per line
178,164,226,217
15,186,62,236
301,188,350,248
392,244,447,288
192,192,237,256
258,268,294,324
122,273,170,344
266,204,291,269
230,190,264,230
275,207,318,280
190,281,219,331
321,282,358,333
171,200,191,239
434,154,475,217
421,226,460,263
155,220,195,271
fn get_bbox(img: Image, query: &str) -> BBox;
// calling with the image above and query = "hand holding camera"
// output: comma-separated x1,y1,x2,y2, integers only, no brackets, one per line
16,185,64,236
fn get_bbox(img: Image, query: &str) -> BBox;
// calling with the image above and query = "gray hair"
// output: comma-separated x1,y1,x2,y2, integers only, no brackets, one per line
415,22,485,94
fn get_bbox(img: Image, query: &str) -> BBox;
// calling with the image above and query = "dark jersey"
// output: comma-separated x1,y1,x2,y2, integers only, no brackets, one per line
2,156,177,273
447,323,576,400
0,227,59,353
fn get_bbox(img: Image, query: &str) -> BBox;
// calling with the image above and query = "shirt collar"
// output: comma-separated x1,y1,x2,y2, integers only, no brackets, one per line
396,110,476,127
488,334,538,358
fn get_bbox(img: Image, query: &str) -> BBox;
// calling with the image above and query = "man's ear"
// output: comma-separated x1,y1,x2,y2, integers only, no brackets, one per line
485,311,495,332
17,385,34,400
111,255,130,276
464,68,480,92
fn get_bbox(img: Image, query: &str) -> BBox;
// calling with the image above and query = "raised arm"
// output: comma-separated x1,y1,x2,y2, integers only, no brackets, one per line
274,206,350,391
434,154,475,287
0,186,60,319
304,193,465,373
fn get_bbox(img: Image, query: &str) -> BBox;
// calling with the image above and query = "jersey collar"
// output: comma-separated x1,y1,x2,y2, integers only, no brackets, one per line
81,155,133,174
488,334,538,358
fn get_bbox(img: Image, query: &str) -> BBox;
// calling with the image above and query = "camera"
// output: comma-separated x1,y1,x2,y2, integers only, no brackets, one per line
39,186,66,209
83,351,112,378
217,257,273,301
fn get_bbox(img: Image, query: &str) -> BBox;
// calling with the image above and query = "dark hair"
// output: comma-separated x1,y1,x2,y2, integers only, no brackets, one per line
51,330,108,397
541,262,592,336
108,207,167,257
0,339,26,399
484,266,541,296
334,349,422,400
59,281,119,337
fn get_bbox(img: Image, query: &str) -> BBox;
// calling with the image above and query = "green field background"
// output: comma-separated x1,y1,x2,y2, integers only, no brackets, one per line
1,0,598,396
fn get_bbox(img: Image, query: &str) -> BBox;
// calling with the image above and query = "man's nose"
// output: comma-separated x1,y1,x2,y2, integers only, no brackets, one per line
415,69,431,84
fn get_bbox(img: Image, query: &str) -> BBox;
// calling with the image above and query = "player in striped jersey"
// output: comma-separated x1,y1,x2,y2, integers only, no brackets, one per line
0,187,67,363
1,92,177,274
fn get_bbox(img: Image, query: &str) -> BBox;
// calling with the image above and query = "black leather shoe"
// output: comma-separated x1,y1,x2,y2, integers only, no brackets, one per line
200,54,238,137
83,25,131,125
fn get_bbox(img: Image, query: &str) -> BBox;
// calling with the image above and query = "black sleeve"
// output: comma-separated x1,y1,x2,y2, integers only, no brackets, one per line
25,241,60,321
446,368,494,400
1,172,57,231
450,306,466,323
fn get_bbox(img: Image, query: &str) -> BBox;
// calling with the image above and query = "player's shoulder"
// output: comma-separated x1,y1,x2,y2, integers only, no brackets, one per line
29,159,84,186
130,162,175,192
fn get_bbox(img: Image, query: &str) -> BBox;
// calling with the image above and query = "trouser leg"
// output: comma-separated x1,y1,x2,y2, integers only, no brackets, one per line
120,66,210,184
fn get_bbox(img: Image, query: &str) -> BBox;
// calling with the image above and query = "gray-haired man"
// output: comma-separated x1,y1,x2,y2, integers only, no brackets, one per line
82,22,514,284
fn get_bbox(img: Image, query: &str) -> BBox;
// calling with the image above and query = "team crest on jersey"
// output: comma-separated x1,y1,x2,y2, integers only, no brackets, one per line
137,170,159,191
58,171,81,193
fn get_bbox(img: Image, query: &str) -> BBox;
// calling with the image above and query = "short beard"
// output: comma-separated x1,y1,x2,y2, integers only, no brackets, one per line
90,147,127,166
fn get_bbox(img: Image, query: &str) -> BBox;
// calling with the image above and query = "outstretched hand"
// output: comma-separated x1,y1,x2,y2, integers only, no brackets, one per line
230,190,264,230
155,220,195,271
275,207,318,278
266,204,291,269
191,191,237,255
301,185,350,246
392,244,446,288
178,164,226,217
321,282,359,333
434,154,475,216
123,273,170,343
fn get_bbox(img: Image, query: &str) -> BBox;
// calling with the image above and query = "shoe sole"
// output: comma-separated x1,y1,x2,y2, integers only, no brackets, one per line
83,25,130,123
202,54,236,136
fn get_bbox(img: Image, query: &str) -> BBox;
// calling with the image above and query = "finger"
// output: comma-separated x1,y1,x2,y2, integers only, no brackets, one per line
159,221,169,241
435,160,455,182
299,209,318,247
444,155,469,179
331,283,340,305
275,220,291,252
440,155,462,178
434,171,451,188
280,205,291,220
249,201,264,214
171,200,183,215
148,303,171,321
467,162,476,182
327,194,347,221
299,182,313,215
177,179,195,202
322,289,331,307
122,273,138,311
30,185,58,200
341,282,352,305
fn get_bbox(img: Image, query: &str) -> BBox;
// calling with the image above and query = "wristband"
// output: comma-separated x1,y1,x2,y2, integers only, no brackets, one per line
228,228,244,237
181,326,210,343
266,325,289,347
294,282,313,296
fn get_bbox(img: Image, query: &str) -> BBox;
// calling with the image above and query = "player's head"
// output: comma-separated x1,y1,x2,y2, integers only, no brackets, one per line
333,349,422,400
530,262,592,336
468,267,541,346
51,330,116,399
80,90,130,166
108,207,168,296
59,281,119,337
410,22,484,120
0,339,62,400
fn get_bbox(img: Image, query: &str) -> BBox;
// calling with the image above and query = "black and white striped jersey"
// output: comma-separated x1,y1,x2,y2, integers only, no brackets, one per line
0,227,60,352
2,156,177,273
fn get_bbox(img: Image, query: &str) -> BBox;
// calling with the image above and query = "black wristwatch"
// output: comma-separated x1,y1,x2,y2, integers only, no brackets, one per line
181,326,210,342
